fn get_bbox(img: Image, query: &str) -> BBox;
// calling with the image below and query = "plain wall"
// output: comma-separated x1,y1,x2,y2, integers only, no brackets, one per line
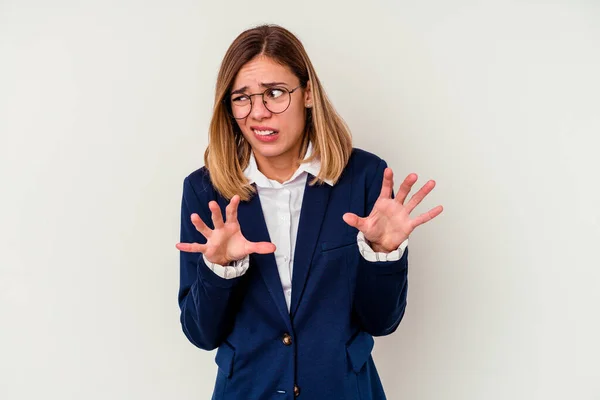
1,0,599,399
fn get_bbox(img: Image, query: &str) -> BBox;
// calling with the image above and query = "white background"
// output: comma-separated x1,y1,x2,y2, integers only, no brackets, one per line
1,0,599,399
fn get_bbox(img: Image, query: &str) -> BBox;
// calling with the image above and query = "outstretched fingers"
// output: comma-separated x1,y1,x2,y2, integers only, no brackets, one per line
190,213,212,238
378,168,394,199
410,205,444,228
405,180,436,213
175,242,207,253
342,212,367,231
247,240,277,255
225,195,240,224
209,200,225,229
395,173,418,204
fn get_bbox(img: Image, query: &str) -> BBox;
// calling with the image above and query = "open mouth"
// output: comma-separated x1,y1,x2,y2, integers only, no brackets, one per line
252,128,280,142
253,129,278,136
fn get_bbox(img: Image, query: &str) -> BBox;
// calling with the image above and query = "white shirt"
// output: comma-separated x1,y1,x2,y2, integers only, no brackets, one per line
203,143,408,311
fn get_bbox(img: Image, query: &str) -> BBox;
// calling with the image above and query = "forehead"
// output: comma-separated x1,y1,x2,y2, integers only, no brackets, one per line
232,56,297,90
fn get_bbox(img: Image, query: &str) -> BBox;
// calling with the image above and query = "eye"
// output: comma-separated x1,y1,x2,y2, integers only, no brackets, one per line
265,88,285,99
231,94,249,103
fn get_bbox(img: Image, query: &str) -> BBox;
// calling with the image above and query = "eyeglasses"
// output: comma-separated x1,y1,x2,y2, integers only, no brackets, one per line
228,85,303,119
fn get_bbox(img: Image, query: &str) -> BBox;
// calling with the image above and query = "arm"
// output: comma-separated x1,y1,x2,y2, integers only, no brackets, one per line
352,159,409,336
346,155,442,335
177,175,247,350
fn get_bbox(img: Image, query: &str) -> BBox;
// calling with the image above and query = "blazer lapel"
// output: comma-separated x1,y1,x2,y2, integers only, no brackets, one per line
290,175,332,318
237,190,292,331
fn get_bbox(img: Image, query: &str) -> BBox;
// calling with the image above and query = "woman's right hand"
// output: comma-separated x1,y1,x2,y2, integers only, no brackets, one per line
176,195,276,265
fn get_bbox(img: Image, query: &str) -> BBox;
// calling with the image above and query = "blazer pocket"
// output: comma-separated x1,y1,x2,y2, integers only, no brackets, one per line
215,341,235,378
321,233,357,253
346,331,375,373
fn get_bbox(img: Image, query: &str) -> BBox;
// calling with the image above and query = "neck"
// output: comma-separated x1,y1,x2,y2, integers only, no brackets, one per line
253,143,306,184
254,153,300,184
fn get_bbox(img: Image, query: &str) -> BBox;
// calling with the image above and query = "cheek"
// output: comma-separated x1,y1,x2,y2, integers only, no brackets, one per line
284,106,307,133
236,120,252,137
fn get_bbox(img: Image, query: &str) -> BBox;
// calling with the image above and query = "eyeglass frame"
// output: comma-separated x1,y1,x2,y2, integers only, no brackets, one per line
225,84,305,120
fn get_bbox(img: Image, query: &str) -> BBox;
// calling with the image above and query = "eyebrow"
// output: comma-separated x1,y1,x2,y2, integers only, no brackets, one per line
230,82,289,95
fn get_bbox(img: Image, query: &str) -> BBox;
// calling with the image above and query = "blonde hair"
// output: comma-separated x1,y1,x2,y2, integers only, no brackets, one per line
204,24,353,201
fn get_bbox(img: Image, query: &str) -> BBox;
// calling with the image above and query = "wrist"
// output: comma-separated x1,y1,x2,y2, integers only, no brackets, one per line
204,255,233,266
371,243,395,253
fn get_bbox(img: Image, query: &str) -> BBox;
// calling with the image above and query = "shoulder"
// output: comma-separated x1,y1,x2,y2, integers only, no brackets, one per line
182,166,218,202
344,148,387,180
348,147,385,168
185,165,211,185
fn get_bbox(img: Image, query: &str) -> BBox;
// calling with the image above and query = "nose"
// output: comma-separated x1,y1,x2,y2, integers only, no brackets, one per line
249,95,272,120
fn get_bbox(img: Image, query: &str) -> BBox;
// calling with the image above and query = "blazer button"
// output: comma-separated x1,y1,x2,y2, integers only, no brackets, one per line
294,384,300,397
282,333,292,346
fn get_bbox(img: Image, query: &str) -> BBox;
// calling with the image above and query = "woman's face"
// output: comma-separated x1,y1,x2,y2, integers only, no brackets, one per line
230,56,311,167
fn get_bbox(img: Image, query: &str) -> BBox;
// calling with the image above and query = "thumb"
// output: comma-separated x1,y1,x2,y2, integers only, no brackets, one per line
342,213,364,230
249,241,277,255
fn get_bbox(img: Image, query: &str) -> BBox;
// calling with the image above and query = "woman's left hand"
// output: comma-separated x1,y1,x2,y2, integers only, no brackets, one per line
342,168,444,253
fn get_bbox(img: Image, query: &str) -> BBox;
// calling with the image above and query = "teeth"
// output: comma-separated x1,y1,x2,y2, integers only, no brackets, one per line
253,129,276,136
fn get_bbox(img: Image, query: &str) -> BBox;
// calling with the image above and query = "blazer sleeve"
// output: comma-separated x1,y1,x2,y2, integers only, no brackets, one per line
177,173,248,350
353,159,409,337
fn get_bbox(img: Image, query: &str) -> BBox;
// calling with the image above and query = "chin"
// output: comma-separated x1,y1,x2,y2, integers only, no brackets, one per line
253,146,287,159
245,136,284,153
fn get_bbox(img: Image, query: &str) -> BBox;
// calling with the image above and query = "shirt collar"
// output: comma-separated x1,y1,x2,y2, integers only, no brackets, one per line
243,142,334,188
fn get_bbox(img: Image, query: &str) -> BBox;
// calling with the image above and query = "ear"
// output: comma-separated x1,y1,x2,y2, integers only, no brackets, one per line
304,80,313,108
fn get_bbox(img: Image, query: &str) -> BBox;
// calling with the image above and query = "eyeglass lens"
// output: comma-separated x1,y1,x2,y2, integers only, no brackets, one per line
230,87,291,119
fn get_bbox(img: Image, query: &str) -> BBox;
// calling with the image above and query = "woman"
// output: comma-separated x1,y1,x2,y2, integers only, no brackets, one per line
176,24,442,399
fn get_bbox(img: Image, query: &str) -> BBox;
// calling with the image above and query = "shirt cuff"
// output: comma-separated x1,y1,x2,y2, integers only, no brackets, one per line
357,231,408,262
203,254,250,279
